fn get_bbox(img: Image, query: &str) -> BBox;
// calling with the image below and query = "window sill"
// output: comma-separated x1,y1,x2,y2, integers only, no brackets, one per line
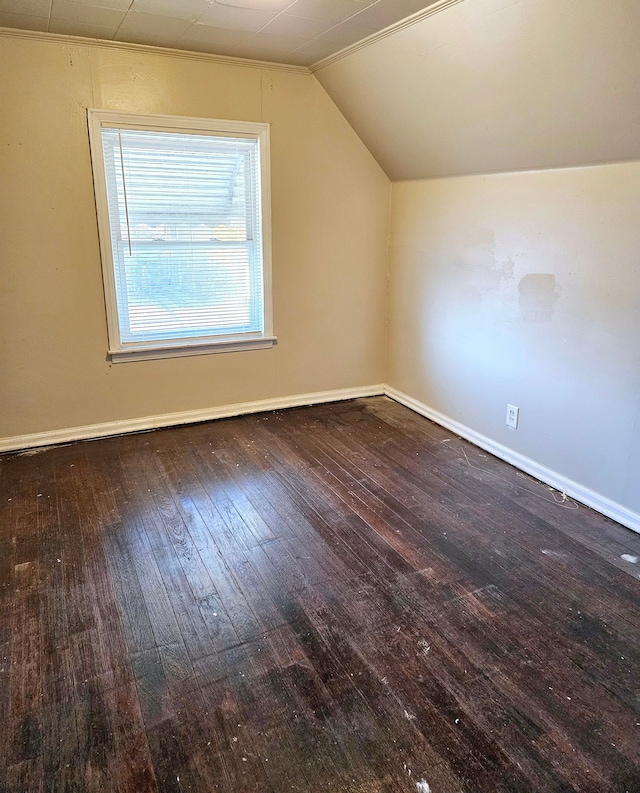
109,335,277,363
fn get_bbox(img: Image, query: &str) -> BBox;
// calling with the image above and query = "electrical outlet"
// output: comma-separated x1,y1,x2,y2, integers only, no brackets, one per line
506,404,519,429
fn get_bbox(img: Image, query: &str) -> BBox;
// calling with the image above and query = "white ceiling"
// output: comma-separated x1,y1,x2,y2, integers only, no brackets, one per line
0,0,440,65
315,0,640,178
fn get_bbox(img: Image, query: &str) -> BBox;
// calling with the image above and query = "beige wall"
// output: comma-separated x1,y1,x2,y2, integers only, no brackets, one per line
388,163,640,514
0,34,389,440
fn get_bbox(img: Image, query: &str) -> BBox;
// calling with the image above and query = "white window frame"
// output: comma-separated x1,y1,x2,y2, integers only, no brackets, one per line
87,109,275,362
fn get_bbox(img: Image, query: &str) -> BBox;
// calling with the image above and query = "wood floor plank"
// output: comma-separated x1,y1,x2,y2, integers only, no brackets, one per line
0,397,638,793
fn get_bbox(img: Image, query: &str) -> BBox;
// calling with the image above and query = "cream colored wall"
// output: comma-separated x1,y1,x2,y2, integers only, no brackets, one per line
0,34,389,440
388,163,640,514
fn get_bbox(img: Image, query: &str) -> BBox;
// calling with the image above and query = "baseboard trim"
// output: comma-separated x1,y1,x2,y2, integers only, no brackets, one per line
384,385,640,535
4,383,638,535
0,384,385,454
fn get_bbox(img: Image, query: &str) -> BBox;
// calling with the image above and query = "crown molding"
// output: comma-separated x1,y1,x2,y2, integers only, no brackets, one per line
0,26,310,74
310,0,467,72
0,0,467,75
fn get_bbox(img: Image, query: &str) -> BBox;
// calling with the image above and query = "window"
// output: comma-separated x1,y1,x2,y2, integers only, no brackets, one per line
87,110,274,362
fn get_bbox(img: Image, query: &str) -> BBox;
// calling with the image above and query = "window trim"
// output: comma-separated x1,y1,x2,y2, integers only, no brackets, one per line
87,109,275,362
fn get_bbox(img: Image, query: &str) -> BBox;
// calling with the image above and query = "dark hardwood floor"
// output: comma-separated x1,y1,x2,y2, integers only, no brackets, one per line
1,396,639,793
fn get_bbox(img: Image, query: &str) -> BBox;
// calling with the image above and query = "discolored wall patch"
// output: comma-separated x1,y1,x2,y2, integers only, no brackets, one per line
518,273,558,322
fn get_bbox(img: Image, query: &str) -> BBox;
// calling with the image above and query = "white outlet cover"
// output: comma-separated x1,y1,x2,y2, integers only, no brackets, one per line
506,404,519,429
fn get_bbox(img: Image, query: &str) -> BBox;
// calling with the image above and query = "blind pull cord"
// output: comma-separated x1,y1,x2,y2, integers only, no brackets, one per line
118,130,133,256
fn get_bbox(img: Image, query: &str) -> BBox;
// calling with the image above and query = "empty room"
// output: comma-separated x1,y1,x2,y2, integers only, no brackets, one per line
1,0,639,790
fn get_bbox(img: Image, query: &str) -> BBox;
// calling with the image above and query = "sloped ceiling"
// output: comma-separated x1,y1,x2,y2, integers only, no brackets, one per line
314,0,640,179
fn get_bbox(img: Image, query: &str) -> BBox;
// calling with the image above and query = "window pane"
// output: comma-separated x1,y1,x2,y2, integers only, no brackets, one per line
101,128,264,343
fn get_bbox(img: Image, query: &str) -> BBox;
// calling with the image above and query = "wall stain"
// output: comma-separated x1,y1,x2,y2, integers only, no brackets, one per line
501,257,515,281
518,274,558,322
453,229,515,316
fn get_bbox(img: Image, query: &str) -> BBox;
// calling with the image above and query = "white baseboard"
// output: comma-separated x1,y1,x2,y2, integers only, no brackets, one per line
3,382,638,536
0,384,384,454
384,385,640,535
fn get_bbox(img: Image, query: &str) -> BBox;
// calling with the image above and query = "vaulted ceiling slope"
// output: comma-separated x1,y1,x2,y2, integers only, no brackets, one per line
314,0,640,179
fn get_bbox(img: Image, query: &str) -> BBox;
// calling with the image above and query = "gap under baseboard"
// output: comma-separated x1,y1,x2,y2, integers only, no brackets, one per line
0,384,384,454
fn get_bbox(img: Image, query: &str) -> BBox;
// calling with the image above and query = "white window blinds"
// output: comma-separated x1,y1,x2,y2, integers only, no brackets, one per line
88,111,273,361
101,128,264,343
